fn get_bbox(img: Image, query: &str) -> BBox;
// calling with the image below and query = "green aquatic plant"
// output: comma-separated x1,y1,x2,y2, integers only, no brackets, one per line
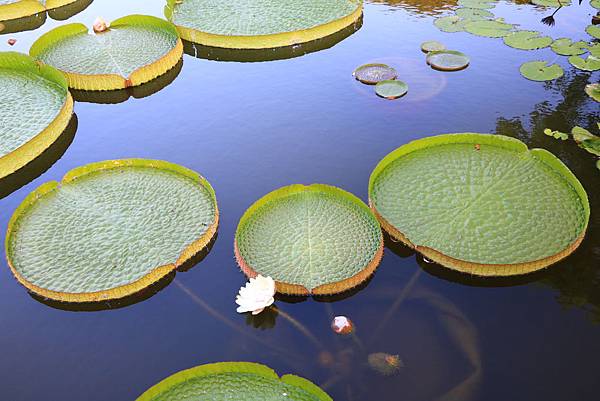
519,61,564,81
532,0,571,6
502,30,553,50
369,133,589,276
457,0,497,9
234,184,383,296
464,19,514,37
454,7,494,19
586,24,600,39
585,83,600,101
375,80,408,99
426,50,470,71
543,124,600,169
5,159,219,303
165,0,363,49
544,128,570,140
433,15,471,33
353,63,397,84
30,15,183,90
0,52,73,181
550,38,588,56
568,54,600,71
420,40,446,53
136,362,332,401
0,0,80,21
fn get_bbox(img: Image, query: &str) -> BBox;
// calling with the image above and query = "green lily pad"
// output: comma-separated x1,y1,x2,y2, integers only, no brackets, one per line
550,38,588,56
465,19,514,37
580,139,600,156
0,51,73,181
568,55,600,71
584,83,600,102
426,50,470,71
369,133,589,276
5,159,219,303
503,30,552,50
30,15,183,91
457,0,497,9
353,63,397,84
235,184,383,295
544,128,569,140
572,126,598,143
531,0,571,6
136,362,332,401
433,16,470,33
519,61,564,81
587,43,600,58
165,0,362,49
375,80,408,99
592,0,600,9
454,7,494,19
587,24,600,39
421,40,446,53
0,0,80,22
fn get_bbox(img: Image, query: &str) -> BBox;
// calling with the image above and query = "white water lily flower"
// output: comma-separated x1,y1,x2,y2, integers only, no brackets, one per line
236,275,275,315
93,17,109,33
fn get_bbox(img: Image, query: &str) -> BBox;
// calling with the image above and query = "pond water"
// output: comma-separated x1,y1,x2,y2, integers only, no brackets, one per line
0,1,599,400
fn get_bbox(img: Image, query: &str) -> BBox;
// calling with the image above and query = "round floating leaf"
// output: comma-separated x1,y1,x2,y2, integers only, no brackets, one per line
136,362,332,401
434,15,470,33
0,51,73,181
165,0,363,49
587,25,600,39
457,0,497,9
531,0,571,6
550,38,588,56
5,159,219,303
235,184,383,296
426,50,470,71
0,0,44,21
353,63,397,84
568,55,600,71
30,15,183,91
369,133,589,276
421,40,446,53
465,19,514,37
503,30,552,50
587,43,600,58
592,0,600,9
519,61,563,81
585,83,600,102
454,7,494,19
375,80,408,99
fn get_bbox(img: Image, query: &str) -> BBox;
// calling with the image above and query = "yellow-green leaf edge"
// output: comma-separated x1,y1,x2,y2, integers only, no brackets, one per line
29,15,183,91
164,0,363,50
0,51,73,180
5,158,220,304
0,0,78,22
234,184,384,296
136,362,332,401
368,133,590,277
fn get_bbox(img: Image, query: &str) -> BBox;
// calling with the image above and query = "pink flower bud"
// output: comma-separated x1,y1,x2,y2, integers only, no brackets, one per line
7,38,16,46
93,17,108,33
331,316,354,335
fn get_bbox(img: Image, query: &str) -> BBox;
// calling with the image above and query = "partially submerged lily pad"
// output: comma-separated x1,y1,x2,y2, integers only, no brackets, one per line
503,30,552,50
457,0,497,9
165,0,363,49
421,40,446,53
353,63,397,84
136,362,332,401
550,38,588,56
434,16,470,33
235,184,383,295
454,7,494,19
0,0,80,22
0,51,73,181
531,0,571,6
375,80,408,99
426,50,470,71
568,55,600,71
519,61,563,81
369,133,589,276
464,19,514,37
5,159,219,303
30,15,183,90
585,83,600,102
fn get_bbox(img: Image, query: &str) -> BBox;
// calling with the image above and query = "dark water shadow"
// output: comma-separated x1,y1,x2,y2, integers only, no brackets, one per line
70,58,183,104
183,16,363,63
384,232,416,258
0,0,92,34
245,305,279,330
0,113,78,200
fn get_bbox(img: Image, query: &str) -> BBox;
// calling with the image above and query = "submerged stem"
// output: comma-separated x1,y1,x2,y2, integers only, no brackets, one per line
276,306,326,350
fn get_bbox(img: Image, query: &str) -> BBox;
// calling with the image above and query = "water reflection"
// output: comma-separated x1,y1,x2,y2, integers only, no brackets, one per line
367,0,456,15
0,0,92,35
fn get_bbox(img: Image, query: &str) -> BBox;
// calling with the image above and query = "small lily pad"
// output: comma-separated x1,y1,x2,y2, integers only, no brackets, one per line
587,25,600,39
531,0,571,6
30,15,183,90
434,16,470,33
519,61,564,81
375,80,408,99
592,0,600,9
544,128,569,140
503,30,552,50
421,40,446,53
235,184,383,295
587,43,600,58
584,83,600,102
568,55,600,71
426,50,470,71
136,362,332,401
465,19,514,37
353,63,398,84
6,159,219,303
454,7,494,19
550,38,588,56
457,0,497,9
571,126,597,143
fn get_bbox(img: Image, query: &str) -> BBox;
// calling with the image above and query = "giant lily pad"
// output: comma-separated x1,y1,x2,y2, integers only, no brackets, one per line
30,15,183,91
568,55,600,71
426,50,470,71
434,16,470,33
136,362,332,401
165,0,363,49
503,30,552,50
0,0,80,22
464,19,514,37
519,61,563,81
369,133,589,276
235,184,383,295
375,80,408,99
550,38,588,56
585,83,600,102
353,63,397,84
5,159,219,303
0,52,73,181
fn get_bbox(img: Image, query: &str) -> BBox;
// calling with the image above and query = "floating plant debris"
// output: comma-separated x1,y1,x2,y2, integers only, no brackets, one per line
29,15,183,90
464,19,513,37
519,61,564,81
235,184,383,296
0,52,72,181
550,38,588,56
369,133,589,276
375,80,408,99
165,0,362,50
136,362,332,401
426,50,470,71
5,159,219,303
6,37,15,45
502,30,552,50
585,83,600,102
568,55,600,71
420,40,446,53
353,63,397,84
368,353,404,376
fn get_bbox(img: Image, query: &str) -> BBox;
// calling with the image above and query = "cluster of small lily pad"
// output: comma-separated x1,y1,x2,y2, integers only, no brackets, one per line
544,123,600,170
421,40,470,71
